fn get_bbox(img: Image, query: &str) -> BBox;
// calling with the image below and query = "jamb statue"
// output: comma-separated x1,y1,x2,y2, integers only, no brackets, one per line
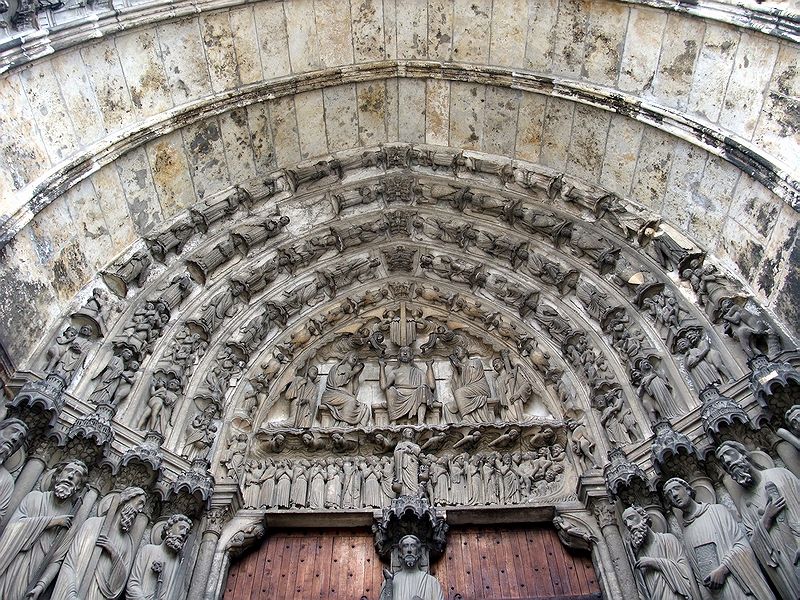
715,441,800,598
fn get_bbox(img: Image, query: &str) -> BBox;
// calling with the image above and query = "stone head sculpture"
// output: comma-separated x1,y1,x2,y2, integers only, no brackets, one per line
715,440,754,487
0,418,28,463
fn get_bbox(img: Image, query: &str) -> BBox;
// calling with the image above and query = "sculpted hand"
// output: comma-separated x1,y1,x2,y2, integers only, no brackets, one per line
762,496,786,528
96,534,118,560
25,582,46,599
703,565,729,589
49,514,73,529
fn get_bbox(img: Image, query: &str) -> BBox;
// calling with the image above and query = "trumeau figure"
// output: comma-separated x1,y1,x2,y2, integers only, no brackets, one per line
319,352,371,427
0,418,27,521
0,460,88,600
663,477,774,600
393,428,421,497
126,514,192,600
380,535,445,600
446,346,492,423
715,441,800,598
622,505,697,600
379,346,435,426
51,486,147,600
281,365,319,428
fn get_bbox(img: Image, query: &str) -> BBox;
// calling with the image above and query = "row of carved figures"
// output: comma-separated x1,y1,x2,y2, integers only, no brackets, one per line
0,435,193,600
240,448,566,511
620,438,799,600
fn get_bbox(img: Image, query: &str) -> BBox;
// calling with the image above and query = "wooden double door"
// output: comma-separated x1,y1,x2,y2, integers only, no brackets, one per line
224,524,602,600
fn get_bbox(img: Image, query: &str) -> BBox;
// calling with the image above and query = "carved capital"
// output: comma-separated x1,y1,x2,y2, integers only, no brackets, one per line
204,506,232,536
591,499,617,529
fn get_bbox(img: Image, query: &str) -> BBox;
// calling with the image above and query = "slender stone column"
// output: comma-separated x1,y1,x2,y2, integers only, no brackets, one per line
592,499,639,599
187,507,230,600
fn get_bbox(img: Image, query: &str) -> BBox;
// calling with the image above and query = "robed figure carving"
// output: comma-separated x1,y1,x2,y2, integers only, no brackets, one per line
51,486,147,600
664,478,774,600
716,441,800,599
0,460,88,600
380,535,444,600
446,346,492,423
379,346,435,425
320,352,371,427
393,428,421,497
126,513,193,600
622,505,698,600
283,365,319,428
0,418,28,521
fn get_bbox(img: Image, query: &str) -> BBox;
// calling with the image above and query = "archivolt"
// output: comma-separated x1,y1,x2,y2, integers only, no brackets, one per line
32,144,791,479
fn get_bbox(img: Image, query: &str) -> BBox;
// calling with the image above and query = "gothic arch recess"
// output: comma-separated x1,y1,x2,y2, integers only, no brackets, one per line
1,138,798,599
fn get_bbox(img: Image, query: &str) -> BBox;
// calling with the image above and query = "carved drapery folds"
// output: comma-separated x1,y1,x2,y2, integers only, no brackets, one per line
3,142,798,600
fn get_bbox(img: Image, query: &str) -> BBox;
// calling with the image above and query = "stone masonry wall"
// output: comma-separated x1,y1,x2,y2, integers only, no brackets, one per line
0,0,797,365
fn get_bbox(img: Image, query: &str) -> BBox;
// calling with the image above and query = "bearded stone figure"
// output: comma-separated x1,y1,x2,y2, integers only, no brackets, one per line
51,486,147,600
379,346,435,426
663,477,774,600
380,535,444,600
622,505,697,600
0,460,88,600
126,513,193,600
0,418,28,521
715,441,800,599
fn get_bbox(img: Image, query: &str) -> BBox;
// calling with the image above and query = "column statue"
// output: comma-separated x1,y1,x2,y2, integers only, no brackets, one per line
715,441,800,598
50,486,147,600
663,477,774,600
0,460,88,600
0,418,28,521
379,535,444,600
126,514,193,600
379,346,435,426
622,505,697,600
